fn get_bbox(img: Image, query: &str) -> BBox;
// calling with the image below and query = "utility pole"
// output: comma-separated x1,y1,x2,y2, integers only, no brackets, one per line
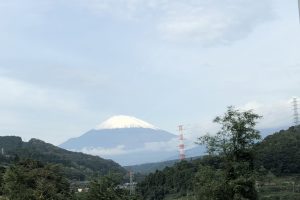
178,125,185,161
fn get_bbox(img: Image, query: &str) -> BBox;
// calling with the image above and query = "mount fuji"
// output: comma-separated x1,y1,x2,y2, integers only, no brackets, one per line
60,116,185,165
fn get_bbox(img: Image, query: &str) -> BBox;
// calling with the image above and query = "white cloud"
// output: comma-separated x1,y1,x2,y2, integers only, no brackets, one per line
80,137,197,158
0,0,275,45
159,0,274,44
239,98,296,129
81,145,128,156
0,76,82,112
144,137,179,152
0,76,93,144
81,0,274,45
79,138,180,157
188,98,296,140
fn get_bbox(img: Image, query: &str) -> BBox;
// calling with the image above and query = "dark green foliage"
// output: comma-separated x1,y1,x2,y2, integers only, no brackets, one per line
258,175,300,200
138,121,300,200
3,159,72,200
255,126,300,175
0,136,23,152
0,166,5,195
74,174,140,200
194,165,227,200
138,160,198,200
0,137,125,180
87,175,123,200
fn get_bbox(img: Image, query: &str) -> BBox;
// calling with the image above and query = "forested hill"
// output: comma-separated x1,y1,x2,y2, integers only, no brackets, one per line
255,125,300,174
0,136,126,180
125,159,179,174
137,125,300,200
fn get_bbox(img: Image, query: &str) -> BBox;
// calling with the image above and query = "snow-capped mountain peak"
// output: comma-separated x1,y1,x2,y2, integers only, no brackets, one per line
95,115,158,130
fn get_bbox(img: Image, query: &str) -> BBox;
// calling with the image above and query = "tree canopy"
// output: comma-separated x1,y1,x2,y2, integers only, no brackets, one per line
3,159,72,200
198,106,261,200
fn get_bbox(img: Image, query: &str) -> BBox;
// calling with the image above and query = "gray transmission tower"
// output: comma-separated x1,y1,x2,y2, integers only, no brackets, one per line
298,0,300,22
129,171,135,195
293,97,299,125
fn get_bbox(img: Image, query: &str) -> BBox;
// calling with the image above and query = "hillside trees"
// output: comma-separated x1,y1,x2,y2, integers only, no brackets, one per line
254,126,300,174
87,174,123,200
193,165,226,200
0,137,126,181
138,160,198,200
79,173,140,200
198,106,262,200
0,166,5,195
3,159,72,200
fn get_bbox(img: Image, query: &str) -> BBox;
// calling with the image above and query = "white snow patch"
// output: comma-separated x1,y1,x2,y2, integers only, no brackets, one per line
95,115,158,130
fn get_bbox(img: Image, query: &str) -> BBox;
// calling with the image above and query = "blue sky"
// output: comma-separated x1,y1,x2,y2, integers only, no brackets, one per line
0,0,299,145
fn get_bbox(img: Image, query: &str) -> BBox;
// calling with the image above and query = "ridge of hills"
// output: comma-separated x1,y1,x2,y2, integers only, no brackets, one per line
127,125,300,175
0,136,125,181
137,125,300,200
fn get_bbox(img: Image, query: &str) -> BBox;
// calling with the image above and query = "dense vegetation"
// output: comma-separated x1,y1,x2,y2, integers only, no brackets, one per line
0,159,137,200
137,157,300,200
2,159,72,200
0,136,125,180
138,160,198,199
255,126,300,175
137,108,300,200
139,107,261,200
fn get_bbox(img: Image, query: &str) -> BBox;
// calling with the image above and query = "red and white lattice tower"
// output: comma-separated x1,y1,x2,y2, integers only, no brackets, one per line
178,125,185,161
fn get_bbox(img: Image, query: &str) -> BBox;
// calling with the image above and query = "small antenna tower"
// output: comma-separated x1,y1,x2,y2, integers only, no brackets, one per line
178,125,185,161
293,97,299,125
298,0,300,23
129,171,135,195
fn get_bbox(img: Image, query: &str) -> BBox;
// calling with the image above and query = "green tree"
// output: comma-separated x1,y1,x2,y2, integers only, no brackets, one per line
86,174,135,200
194,165,227,200
138,160,197,200
199,106,261,200
3,159,72,200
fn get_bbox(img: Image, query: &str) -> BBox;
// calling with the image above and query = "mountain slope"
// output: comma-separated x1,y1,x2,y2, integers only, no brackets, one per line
61,128,175,150
60,128,177,165
60,116,179,165
0,136,125,180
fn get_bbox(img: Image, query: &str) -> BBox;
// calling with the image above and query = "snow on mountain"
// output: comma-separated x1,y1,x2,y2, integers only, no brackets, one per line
60,115,182,165
95,115,158,130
